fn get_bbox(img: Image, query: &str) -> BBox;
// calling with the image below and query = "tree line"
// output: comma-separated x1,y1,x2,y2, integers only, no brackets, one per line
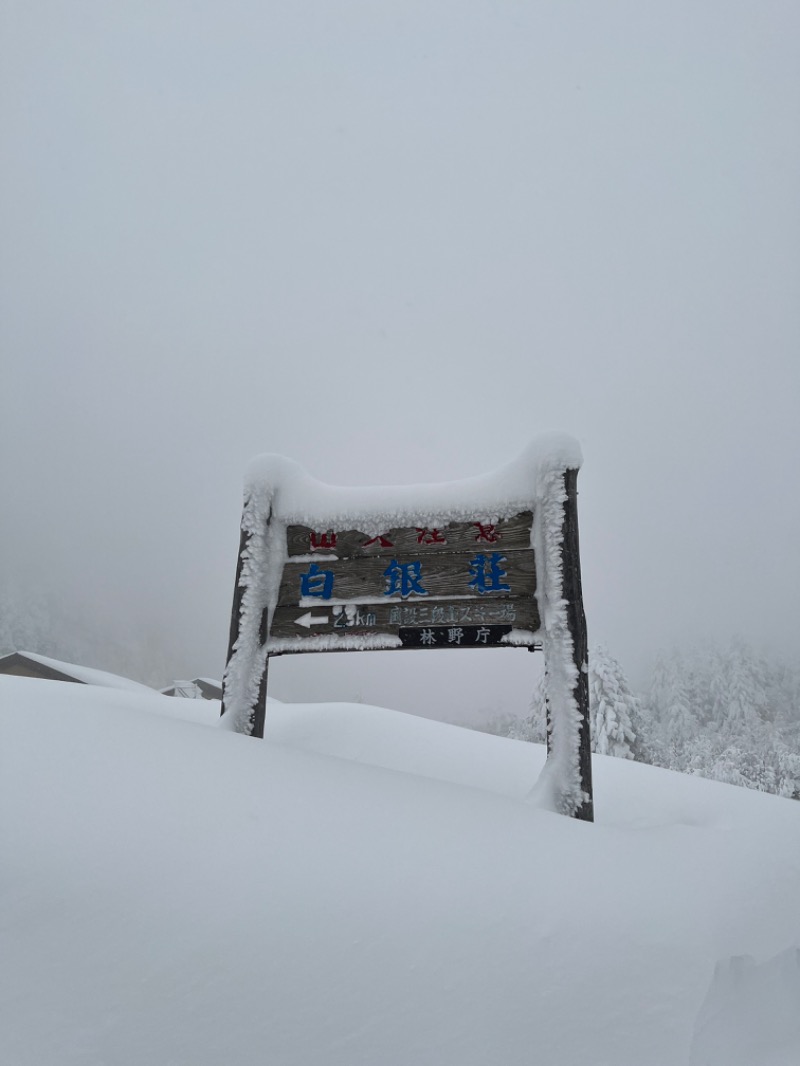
497,640,800,800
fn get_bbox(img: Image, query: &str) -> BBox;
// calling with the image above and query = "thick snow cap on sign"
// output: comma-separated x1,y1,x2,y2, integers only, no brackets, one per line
243,433,582,532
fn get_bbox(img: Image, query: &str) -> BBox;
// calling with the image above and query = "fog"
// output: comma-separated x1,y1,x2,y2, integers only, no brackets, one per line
2,2,798,722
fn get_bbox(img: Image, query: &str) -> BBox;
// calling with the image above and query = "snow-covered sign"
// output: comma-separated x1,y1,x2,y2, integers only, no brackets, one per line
221,435,593,819
271,511,539,650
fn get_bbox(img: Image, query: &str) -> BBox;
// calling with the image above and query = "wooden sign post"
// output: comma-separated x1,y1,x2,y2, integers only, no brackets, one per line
221,441,593,821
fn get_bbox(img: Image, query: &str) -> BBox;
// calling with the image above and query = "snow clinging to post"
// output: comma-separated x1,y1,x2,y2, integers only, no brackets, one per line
527,459,587,816
219,478,287,735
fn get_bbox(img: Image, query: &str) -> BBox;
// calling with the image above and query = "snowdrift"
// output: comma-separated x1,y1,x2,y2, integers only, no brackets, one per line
2,675,799,1066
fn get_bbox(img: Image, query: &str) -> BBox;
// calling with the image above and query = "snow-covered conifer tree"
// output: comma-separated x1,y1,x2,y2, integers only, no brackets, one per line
589,645,638,759
512,648,643,760
721,640,768,738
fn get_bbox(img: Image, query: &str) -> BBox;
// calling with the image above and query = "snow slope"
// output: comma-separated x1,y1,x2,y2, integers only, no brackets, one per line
2,675,799,1066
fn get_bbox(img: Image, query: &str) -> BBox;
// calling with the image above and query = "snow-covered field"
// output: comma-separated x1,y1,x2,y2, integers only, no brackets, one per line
2,675,799,1066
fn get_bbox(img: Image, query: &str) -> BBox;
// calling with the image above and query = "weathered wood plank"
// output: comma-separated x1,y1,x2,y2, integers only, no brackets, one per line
286,511,534,559
276,548,536,607
268,596,540,641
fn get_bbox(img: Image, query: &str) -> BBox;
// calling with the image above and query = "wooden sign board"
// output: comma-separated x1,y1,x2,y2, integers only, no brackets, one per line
220,443,593,821
268,511,539,652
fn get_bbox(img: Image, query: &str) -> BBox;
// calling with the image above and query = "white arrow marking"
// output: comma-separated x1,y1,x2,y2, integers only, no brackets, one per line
295,611,329,629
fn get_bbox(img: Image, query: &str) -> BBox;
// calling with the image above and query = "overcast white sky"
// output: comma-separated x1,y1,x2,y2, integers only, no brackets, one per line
2,1,798,720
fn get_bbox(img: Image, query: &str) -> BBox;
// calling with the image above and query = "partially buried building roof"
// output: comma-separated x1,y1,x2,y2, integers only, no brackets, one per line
0,651,155,693
160,678,223,700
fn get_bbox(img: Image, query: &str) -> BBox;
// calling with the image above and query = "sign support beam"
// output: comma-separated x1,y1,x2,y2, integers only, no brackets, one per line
562,468,594,821
252,651,268,740
220,522,271,738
